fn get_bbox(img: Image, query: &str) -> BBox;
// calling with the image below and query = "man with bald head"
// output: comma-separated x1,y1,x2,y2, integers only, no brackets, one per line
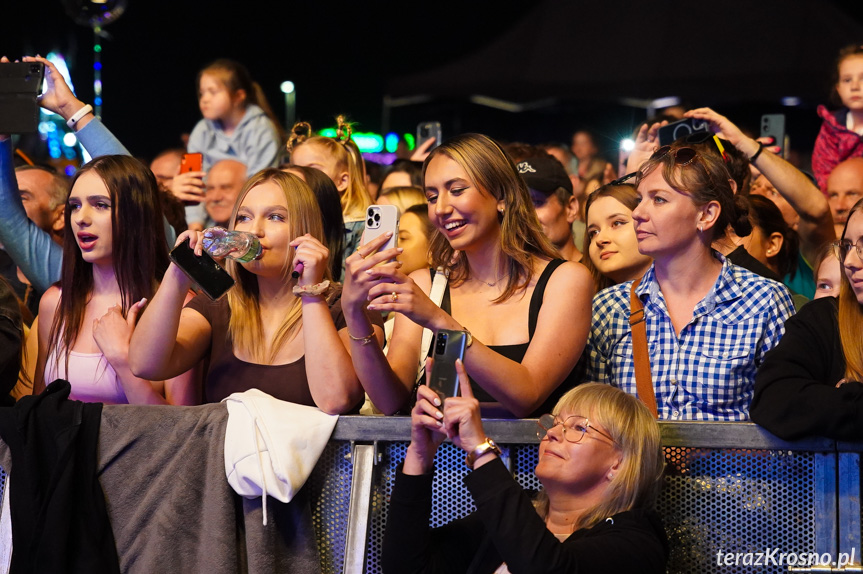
204,159,247,227
827,157,863,238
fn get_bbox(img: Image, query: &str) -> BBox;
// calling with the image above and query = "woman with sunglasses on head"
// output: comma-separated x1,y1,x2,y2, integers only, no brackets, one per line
382,368,667,574
752,198,863,440
341,133,594,417
586,142,795,421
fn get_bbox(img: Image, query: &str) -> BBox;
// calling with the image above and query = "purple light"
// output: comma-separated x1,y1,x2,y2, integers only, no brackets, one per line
94,62,102,70
65,165,77,176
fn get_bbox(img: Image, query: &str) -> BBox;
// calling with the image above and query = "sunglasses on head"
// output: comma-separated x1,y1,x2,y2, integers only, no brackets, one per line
650,145,699,166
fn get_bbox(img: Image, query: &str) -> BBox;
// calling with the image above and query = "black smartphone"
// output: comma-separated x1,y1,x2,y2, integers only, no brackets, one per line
417,121,442,151
428,329,467,403
658,117,711,146
760,114,787,159
170,239,235,300
0,62,44,133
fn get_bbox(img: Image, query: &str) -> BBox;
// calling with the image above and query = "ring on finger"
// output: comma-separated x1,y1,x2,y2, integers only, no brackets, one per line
391,291,398,302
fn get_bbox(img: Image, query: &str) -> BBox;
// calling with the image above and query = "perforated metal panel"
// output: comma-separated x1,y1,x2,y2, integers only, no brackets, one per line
308,441,353,574
659,447,817,574
355,443,821,574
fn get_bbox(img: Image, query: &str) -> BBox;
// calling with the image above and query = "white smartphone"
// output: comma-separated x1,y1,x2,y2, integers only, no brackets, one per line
363,204,400,254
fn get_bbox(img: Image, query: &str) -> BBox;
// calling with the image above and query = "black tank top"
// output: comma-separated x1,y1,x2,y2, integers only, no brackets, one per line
435,259,577,418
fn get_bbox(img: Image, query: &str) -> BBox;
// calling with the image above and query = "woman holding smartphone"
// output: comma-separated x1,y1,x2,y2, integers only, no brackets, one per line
382,376,667,573
341,133,594,417
129,169,381,412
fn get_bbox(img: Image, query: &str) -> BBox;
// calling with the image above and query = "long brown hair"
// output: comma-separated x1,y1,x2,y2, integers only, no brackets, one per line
423,133,559,303
225,169,328,363
582,183,641,292
839,198,863,382
49,155,169,373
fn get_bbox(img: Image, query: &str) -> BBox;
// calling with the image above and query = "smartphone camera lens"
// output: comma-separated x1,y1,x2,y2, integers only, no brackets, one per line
367,218,374,227
31,64,40,73
373,213,381,222
368,208,374,217
435,332,447,354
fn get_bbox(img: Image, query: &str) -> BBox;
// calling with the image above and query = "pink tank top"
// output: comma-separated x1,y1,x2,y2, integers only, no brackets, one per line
44,348,128,404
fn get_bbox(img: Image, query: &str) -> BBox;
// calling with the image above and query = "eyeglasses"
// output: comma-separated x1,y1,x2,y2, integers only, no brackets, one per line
536,414,616,444
650,145,699,166
833,238,863,261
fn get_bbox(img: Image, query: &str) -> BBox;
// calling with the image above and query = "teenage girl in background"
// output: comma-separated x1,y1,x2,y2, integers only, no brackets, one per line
288,117,373,278
582,181,653,293
813,44,863,192
178,59,284,230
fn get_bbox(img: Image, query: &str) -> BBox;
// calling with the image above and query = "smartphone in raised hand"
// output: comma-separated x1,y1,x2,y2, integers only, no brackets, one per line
170,239,235,300
428,329,467,404
363,204,400,255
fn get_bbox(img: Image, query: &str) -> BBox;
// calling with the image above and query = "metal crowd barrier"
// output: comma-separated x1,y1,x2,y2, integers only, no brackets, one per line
0,418,859,573
307,417,860,574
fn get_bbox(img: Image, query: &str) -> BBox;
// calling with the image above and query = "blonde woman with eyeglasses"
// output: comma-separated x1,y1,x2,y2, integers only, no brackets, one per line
381,376,667,574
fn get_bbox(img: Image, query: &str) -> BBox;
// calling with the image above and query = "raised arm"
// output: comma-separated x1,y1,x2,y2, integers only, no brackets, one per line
290,234,366,414
685,108,835,264
363,256,594,418
340,233,426,414
128,234,212,381
0,137,62,292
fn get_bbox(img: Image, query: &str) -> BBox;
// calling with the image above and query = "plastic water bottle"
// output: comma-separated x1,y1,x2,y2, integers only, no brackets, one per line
201,227,262,263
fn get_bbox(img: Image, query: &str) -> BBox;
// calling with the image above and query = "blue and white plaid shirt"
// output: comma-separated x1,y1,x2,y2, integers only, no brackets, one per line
585,254,795,421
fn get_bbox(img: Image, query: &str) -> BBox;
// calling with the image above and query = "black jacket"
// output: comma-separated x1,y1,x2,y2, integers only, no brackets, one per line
751,297,863,440
382,457,668,574
0,380,119,574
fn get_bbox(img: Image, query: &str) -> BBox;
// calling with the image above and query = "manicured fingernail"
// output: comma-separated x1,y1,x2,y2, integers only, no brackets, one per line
436,420,443,427
365,269,373,274
397,248,404,253
386,231,393,237
367,304,376,310
433,396,441,406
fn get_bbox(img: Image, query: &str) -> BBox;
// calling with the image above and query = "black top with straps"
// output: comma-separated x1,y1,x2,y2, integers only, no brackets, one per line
435,258,578,418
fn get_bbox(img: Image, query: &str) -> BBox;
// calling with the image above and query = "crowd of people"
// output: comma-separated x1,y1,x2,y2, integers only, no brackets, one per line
1,43,863,571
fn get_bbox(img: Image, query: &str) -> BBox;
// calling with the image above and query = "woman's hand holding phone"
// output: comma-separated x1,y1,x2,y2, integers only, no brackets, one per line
341,231,402,311
440,362,486,456
404,358,488,475
19,55,87,123
403,366,449,475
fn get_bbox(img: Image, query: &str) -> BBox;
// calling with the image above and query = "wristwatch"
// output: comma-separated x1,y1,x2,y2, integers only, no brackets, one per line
465,437,501,469
463,327,474,348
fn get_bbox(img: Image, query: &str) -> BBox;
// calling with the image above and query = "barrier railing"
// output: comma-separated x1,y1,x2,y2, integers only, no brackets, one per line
1,416,858,573
309,417,855,574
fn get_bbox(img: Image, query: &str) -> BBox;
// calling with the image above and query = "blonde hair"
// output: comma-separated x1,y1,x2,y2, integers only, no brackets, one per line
423,133,560,303
225,169,329,363
378,186,427,215
839,199,863,382
534,383,665,532
286,116,372,219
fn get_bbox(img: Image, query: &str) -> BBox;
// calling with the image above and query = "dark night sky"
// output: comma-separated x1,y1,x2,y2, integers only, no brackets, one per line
4,0,863,162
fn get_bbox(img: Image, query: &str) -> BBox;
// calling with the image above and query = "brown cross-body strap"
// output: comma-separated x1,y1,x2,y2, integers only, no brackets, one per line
629,276,658,418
